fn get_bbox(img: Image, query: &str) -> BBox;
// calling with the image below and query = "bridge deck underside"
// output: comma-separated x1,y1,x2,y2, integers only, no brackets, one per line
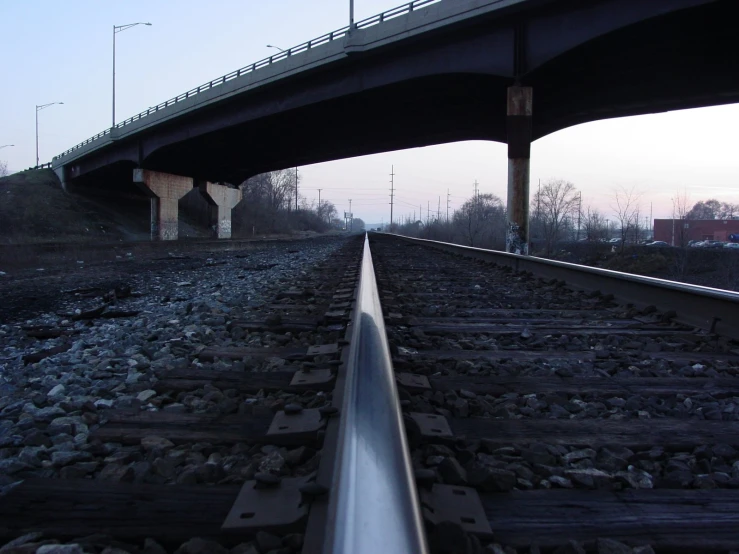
61,0,738,185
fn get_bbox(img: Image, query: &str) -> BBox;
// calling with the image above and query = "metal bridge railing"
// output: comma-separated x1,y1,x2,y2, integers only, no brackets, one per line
53,0,443,163
325,234,428,554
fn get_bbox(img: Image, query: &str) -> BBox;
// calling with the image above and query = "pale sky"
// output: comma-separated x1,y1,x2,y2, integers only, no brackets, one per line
1,0,738,225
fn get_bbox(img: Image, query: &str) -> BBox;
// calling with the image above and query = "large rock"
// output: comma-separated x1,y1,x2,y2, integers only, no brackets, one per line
36,545,85,554
438,457,467,485
97,463,135,483
141,436,175,452
174,538,228,554
597,538,632,554
468,465,516,492
51,450,91,467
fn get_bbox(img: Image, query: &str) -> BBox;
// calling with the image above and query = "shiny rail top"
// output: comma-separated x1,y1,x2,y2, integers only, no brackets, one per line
325,234,428,554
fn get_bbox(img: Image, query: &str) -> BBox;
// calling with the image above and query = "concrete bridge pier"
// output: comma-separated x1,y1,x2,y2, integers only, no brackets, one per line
505,86,533,255
198,182,242,239
133,169,193,240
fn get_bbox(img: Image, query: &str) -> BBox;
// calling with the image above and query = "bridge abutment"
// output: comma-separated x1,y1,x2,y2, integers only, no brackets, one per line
198,182,242,239
134,169,193,240
505,86,532,255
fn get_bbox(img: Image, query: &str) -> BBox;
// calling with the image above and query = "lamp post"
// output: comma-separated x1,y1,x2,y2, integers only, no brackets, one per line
36,102,63,167
113,22,152,128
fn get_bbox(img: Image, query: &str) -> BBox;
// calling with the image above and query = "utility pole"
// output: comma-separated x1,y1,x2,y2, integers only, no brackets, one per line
473,180,479,203
389,165,395,230
576,191,582,241
650,202,653,239
317,188,322,221
447,189,450,223
349,199,353,232
537,179,541,217
427,201,430,226
295,167,298,211
437,196,441,222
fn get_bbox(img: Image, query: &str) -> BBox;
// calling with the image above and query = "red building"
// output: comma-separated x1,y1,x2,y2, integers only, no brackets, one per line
654,219,739,245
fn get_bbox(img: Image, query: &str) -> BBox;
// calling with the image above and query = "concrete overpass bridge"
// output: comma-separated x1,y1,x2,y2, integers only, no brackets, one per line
51,0,739,246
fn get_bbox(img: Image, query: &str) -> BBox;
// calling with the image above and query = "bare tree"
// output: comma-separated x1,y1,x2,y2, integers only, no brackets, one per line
686,199,739,220
610,186,642,248
582,206,609,242
533,179,579,256
233,168,333,236
671,189,691,247
453,193,506,248
317,200,337,224
0,160,9,177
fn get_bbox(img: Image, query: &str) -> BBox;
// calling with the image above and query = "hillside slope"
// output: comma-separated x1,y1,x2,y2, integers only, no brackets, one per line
0,170,209,244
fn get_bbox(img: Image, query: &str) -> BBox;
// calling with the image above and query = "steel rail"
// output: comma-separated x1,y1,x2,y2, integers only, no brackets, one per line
324,234,428,554
381,234,739,339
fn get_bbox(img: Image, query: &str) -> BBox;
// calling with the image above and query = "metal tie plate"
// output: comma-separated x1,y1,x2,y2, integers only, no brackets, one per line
222,475,310,532
290,368,334,386
420,484,493,537
267,408,324,437
306,343,339,356
408,412,453,438
396,372,431,390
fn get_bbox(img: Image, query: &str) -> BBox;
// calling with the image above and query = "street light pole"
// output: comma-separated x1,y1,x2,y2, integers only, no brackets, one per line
36,102,63,167
266,44,285,52
350,0,355,30
113,22,152,128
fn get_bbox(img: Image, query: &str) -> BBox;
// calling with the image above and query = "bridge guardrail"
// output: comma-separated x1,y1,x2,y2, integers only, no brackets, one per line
53,0,442,162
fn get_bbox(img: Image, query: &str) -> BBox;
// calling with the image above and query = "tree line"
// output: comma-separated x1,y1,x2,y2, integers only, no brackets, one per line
393,179,739,257
233,168,342,235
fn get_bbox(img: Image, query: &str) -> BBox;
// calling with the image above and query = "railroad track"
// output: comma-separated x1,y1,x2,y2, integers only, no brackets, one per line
371,233,739,554
1,233,739,553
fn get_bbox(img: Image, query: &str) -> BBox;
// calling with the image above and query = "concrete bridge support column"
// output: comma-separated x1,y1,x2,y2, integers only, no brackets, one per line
505,86,533,255
199,182,242,239
133,169,193,240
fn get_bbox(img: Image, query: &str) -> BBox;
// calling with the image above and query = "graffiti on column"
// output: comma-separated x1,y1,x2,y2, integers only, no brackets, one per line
218,219,232,239
161,222,178,240
506,222,528,255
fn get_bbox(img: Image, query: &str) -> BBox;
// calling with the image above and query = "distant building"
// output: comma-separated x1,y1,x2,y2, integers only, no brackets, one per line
654,219,739,245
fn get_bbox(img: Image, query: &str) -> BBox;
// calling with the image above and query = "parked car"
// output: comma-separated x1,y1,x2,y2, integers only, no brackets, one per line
646,241,669,247
608,238,622,243
724,242,739,249
704,241,725,249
